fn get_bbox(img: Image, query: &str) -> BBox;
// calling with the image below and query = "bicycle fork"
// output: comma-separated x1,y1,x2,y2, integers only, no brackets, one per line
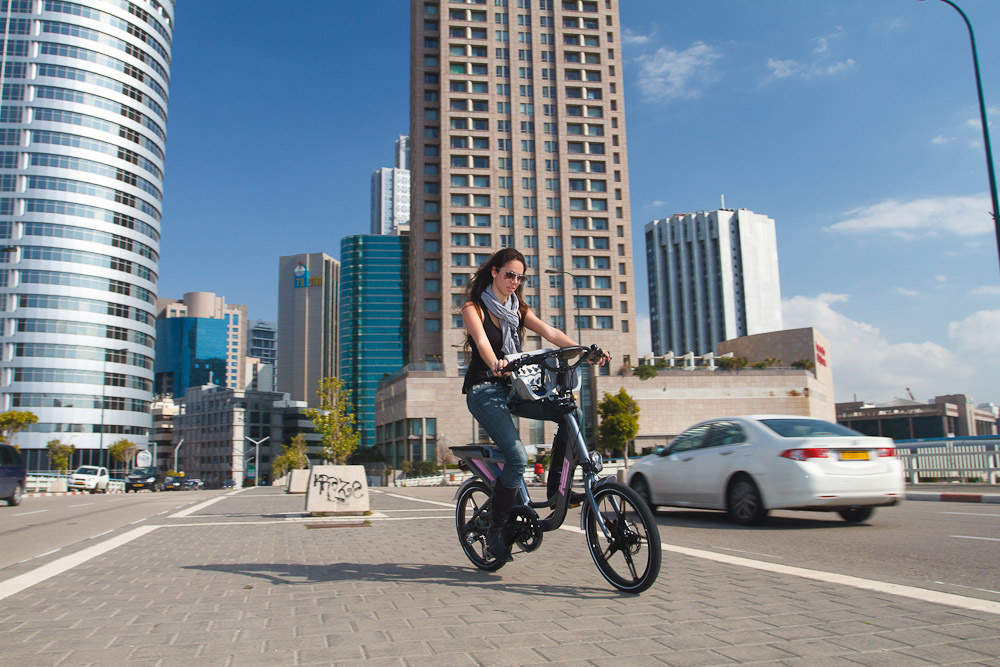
562,412,620,540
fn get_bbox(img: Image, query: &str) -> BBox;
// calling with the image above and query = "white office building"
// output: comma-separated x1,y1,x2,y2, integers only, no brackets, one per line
646,209,782,355
370,135,411,235
0,0,173,469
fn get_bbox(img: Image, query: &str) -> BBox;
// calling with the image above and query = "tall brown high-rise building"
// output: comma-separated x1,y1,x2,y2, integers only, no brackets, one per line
376,0,637,462
409,0,636,370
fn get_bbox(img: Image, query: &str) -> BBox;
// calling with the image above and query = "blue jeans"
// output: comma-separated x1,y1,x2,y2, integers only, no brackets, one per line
466,382,582,490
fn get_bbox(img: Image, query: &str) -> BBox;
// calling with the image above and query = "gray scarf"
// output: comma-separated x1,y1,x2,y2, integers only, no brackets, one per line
482,285,522,356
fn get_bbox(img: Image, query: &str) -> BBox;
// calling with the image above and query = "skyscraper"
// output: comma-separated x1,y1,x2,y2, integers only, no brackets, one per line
247,319,277,391
339,234,409,449
370,135,411,235
409,0,637,373
154,292,248,397
0,0,173,468
276,253,340,408
646,208,783,356
375,0,637,462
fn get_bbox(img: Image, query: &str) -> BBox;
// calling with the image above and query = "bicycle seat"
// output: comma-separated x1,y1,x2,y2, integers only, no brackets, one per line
505,348,582,401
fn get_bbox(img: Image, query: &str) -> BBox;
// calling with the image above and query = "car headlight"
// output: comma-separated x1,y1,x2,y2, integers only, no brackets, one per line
144,477,155,482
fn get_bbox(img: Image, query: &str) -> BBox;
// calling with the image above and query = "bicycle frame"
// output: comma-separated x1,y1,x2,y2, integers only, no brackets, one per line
451,346,616,539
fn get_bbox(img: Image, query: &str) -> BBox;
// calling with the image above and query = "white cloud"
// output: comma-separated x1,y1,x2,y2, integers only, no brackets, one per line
634,42,721,102
764,28,856,82
766,58,802,80
782,294,983,403
826,194,993,238
636,313,652,356
931,135,954,145
948,309,1000,353
623,28,655,46
971,285,1000,296
894,287,920,297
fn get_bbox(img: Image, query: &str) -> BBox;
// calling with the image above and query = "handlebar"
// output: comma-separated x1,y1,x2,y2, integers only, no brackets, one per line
504,344,608,374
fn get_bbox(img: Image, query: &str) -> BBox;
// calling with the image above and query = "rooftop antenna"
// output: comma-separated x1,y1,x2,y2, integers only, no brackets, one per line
721,194,726,210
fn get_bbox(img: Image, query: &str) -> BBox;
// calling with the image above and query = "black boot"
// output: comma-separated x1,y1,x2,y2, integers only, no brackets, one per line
486,483,517,562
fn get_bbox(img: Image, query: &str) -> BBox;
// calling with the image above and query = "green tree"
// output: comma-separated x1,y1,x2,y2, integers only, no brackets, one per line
108,438,138,475
0,410,38,449
716,356,748,370
47,439,75,475
597,388,640,458
304,377,360,465
272,434,310,478
632,364,659,380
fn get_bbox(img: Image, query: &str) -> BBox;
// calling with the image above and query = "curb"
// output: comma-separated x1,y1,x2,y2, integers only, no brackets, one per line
906,491,1000,504
25,490,125,497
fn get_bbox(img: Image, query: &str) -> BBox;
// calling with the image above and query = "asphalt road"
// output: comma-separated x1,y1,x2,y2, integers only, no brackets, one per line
646,500,1000,602
0,490,219,570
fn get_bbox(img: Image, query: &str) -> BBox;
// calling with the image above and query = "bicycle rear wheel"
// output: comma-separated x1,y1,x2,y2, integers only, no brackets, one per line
582,481,661,593
455,481,506,571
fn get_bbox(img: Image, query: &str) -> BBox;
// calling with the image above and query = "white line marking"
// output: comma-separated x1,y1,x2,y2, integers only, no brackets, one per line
377,492,454,508
168,494,231,518
69,503,93,508
558,525,1000,615
34,548,62,558
934,581,1000,596
941,511,1000,517
92,529,113,538
12,510,47,516
951,535,1000,542
0,525,156,601
714,546,784,559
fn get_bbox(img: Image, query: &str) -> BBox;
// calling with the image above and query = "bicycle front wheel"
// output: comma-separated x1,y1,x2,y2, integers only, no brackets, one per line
582,481,661,593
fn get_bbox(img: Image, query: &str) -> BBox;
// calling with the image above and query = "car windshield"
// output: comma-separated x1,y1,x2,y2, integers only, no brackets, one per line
760,418,861,438
130,467,156,476
75,466,99,475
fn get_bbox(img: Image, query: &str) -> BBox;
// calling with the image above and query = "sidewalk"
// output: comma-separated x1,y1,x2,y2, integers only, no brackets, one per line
905,483,1000,504
0,486,997,666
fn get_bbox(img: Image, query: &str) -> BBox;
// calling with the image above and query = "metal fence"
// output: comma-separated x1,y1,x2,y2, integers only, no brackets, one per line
894,436,1000,484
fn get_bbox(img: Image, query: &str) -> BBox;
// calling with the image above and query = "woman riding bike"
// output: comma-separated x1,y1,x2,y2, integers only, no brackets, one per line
462,247,609,562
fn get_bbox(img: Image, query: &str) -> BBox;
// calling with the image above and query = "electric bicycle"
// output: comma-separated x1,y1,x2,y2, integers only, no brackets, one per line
451,345,662,594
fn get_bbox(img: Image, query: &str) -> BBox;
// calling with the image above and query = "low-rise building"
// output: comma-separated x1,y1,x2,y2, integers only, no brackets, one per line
837,394,999,440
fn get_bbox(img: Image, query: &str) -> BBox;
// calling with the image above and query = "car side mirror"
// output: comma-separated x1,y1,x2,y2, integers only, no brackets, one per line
654,445,668,457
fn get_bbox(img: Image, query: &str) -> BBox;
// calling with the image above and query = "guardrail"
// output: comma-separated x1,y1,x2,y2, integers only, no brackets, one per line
894,437,1000,484
26,474,125,494
392,459,631,487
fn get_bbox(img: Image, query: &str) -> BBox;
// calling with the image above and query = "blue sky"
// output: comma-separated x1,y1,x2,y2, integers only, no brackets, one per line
162,0,1000,406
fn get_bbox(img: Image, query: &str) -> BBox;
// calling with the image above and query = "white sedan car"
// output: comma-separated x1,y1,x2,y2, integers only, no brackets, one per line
626,416,904,525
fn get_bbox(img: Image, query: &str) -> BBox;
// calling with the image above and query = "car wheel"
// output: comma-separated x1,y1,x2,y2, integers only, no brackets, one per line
630,475,657,512
727,475,768,526
838,507,874,523
6,483,22,506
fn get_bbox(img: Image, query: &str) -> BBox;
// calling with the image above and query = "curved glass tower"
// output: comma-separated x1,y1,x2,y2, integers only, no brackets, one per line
0,0,173,469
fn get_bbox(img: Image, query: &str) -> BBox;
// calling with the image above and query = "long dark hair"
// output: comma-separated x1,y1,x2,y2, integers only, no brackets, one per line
463,247,529,346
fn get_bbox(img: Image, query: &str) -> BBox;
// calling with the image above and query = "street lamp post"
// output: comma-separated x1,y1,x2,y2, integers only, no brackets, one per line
99,347,128,469
246,436,269,487
544,269,585,435
920,0,1000,272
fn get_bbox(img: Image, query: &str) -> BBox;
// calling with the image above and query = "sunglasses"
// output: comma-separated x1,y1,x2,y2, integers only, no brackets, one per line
502,270,526,283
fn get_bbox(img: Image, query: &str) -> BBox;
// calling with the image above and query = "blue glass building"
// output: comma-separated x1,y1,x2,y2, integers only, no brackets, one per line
339,235,409,449
154,317,227,398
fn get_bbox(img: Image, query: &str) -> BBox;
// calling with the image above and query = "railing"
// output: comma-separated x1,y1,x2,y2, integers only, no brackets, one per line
894,437,1000,484
392,459,631,487
26,474,126,494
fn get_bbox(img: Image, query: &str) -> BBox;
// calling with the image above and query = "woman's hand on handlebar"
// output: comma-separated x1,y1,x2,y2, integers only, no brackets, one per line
588,347,612,367
490,358,509,377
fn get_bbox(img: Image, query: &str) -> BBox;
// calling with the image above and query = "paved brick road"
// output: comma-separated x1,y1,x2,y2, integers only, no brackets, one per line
0,486,997,666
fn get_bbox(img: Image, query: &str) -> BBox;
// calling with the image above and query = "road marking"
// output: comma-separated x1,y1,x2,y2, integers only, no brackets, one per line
934,581,1000,596
375,491,454,508
168,495,231,518
559,525,1000,615
951,535,1000,542
69,503,93,508
12,510,46,516
0,526,157,602
941,511,1000,517
93,529,113,538
714,546,784,559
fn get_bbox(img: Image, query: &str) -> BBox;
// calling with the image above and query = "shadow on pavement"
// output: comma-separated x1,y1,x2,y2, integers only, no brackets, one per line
651,508,886,531
183,561,620,598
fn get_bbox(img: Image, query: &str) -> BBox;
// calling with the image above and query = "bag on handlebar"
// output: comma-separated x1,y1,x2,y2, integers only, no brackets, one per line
504,348,582,401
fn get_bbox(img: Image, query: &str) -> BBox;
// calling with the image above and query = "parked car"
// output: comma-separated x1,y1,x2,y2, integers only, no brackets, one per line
0,443,27,506
627,415,904,525
222,479,236,489
125,466,164,493
68,466,110,494
162,475,185,491
184,478,204,490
